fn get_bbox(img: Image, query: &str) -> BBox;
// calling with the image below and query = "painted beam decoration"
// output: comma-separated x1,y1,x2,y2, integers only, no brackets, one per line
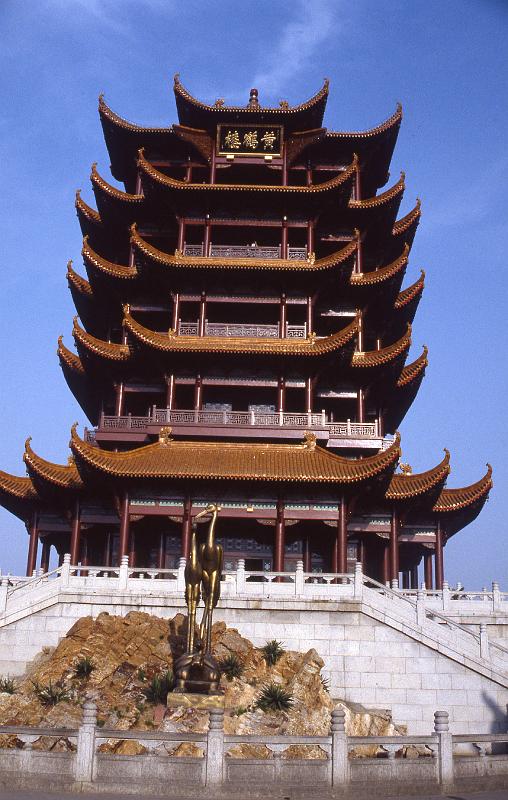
217,124,283,157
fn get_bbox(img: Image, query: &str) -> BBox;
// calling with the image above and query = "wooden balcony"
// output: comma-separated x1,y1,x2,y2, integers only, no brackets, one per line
86,410,388,450
177,321,307,338
183,244,308,260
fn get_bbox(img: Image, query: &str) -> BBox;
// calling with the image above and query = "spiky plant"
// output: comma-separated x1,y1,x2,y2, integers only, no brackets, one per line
144,670,174,704
0,676,16,694
261,639,285,666
74,656,95,679
32,679,70,706
320,675,330,693
219,653,244,681
255,682,293,712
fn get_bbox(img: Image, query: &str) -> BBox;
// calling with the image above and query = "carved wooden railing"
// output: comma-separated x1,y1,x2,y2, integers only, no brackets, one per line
183,244,307,260
176,321,306,338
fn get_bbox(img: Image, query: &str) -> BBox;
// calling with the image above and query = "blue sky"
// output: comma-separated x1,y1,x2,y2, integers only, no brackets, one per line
0,0,507,585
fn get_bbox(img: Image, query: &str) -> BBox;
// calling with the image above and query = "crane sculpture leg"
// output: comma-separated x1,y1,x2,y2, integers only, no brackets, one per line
199,505,223,655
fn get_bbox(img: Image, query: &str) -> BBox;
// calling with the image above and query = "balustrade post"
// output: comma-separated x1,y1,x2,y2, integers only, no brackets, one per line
75,701,97,783
331,708,349,786
60,553,71,587
492,581,501,612
177,557,187,592
250,409,255,425
206,708,224,786
479,623,490,660
441,580,450,610
434,711,453,787
416,588,426,627
354,561,363,599
236,559,246,594
118,555,129,591
391,578,399,590
295,559,304,596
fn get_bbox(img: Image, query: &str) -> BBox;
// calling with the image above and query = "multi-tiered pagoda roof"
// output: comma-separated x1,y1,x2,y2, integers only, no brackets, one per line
0,76,492,586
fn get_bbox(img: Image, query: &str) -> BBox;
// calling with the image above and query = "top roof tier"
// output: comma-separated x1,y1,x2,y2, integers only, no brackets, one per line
173,74,329,132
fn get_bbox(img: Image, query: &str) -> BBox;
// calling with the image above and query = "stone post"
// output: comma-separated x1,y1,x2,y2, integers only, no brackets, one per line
75,701,97,783
0,576,8,613
60,553,71,587
391,577,399,590
434,710,453,787
295,559,304,596
177,557,187,592
353,561,363,599
441,580,450,610
236,559,246,595
479,624,490,660
492,581,501,612
416,588,426,627
118,555,129,591
331,707,349,786
206,708,224,786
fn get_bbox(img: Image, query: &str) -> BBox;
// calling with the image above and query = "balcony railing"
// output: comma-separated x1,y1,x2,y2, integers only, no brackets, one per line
177,321,306,338
87,410,381,441
183,244,307,260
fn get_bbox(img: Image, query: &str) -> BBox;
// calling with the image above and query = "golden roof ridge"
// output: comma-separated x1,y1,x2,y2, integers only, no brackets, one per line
386,449,451,500
72,317,131,362
350,244,409,287
67,260,94,297
0,470,38,501
137,148,358,194
91,163,143,204
393,199,421,235
173,74,329,116
433,465,493,512
397,346,428,387
352,324,411,368
349,173,405,209
395,270,425,309
82,235,137,280
131,224,357,272
326,103,402,140
123,308,359,356
98,94,172,134
71,424,400,484
75,189,101,222
57,336,86,374
23,437,83,491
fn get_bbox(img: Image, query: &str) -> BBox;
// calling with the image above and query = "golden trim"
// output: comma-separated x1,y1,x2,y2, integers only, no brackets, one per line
91,163,143,204
351,244,409,287
386,449,450,500
433,465,493,512
82,236,137,280
397,346,428,387
395,270,425,309
349,173,404,209
73,317,131,362
352,324,411,368
326,103,402,140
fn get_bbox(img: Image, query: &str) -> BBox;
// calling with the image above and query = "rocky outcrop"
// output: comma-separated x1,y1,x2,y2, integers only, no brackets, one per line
0,611,404,756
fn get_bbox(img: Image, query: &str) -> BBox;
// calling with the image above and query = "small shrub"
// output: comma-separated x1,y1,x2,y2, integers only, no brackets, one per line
261,639,285,666
144,670,174,704
219,653,244,681
74,656,95,679
137,668,146,683
32,679,70,706
232,704,251,717
0,676,16,694
255,683,293,712
320,675,330,693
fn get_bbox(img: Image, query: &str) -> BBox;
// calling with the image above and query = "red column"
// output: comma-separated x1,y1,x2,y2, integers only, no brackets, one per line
281,217,288,259
40,537,50,573
177,221,185,253
277,376,286,412
118,492,130,563
274,499,285,572
128,530,136,569
306,295,313,335
81,533,89,568
282,144,288,186
172,293,180,332
355,163,362,201
114,382,125,417
381,541,389,584
103,531,112,567
70,498,81,564
356,388,365,424
337,496,348,573
194,375,202,410
377,410,385,437
356,235,363,275
166,374,175,410
306,164,313,187
303,535,311,572
358,539,365,570
435,520,444,590
185,158,192,182
307,220,314,255
199,291,207,336
411,565,419,589
210,147,216,184
279,293,287,337
181,497,192,558
389,507,400,582
158,531,166,570
203,215,211,256
424,550,433,589
305,376,314,414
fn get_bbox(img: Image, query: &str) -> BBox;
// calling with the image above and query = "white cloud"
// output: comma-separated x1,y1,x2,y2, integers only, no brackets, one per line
249,0,339,99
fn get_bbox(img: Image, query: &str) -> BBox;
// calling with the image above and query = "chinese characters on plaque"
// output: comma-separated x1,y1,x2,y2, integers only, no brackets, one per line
217,124,283,157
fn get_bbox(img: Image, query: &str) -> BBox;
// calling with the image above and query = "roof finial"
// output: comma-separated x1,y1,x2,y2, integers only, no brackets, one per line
248,88,259,108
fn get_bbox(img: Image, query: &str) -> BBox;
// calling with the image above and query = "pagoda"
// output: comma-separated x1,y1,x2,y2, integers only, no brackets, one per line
0,76,492,588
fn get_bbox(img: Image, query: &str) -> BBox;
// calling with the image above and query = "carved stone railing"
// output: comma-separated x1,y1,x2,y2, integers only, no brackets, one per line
176,321,306,338
95,409,379,438
183,244,307,260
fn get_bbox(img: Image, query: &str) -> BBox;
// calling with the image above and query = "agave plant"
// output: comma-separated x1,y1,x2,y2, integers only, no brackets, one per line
261,639,285,666
0,676,16,694
74,656,95,679
144,670,174,704
32,679,70,706
219,653,244,681
255,682,293,712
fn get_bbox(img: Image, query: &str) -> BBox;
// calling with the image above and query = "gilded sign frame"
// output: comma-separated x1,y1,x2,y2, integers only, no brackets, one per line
216,123,284,158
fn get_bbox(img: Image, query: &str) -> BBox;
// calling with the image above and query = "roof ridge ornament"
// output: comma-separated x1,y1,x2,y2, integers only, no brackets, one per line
248,88,259,108
303,431,317,450
159,426,173,445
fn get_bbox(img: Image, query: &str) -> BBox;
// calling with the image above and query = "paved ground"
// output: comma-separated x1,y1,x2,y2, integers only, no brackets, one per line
0,791,507,800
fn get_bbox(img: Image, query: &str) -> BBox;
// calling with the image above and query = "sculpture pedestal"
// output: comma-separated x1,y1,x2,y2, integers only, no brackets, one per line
167,692,225,710
173,652,224,695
